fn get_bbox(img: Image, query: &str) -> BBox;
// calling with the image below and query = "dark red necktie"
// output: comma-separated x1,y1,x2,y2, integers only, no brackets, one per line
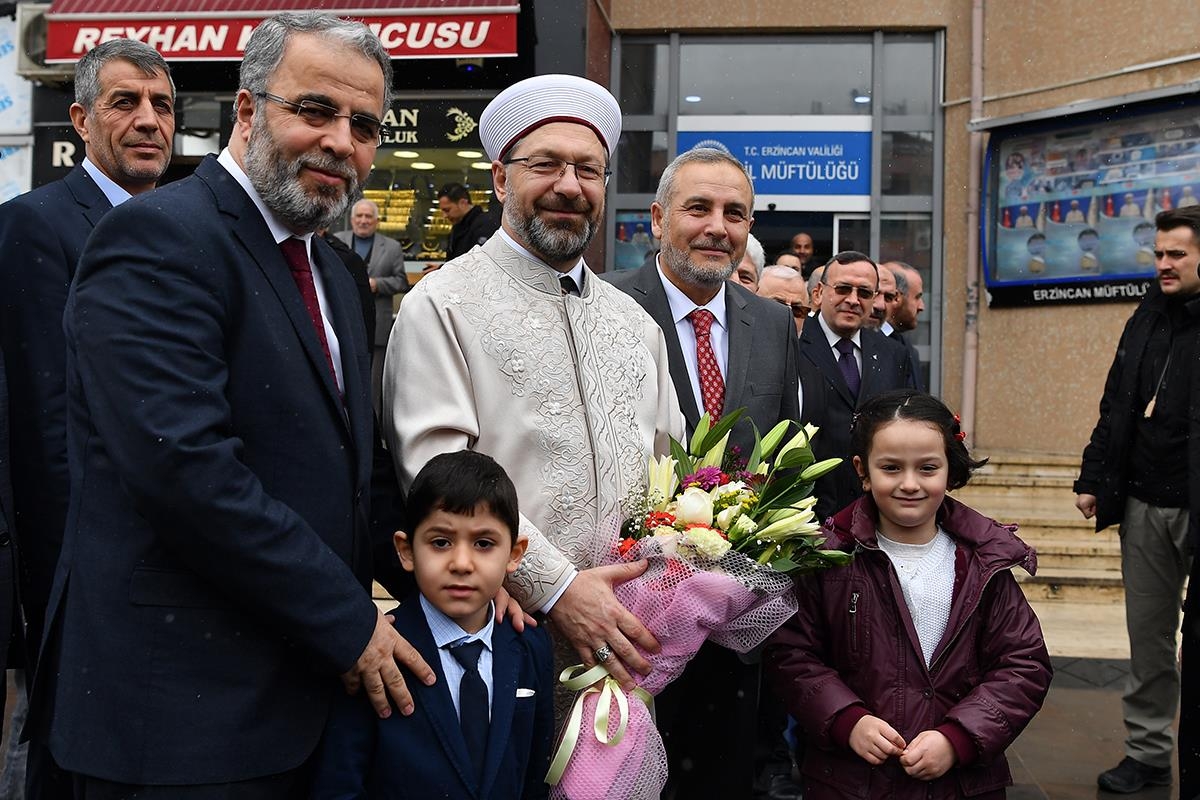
688,308,724,421
279,237,337,385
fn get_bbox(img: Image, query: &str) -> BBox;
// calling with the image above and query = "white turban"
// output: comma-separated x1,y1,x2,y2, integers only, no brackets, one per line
480,73,622,162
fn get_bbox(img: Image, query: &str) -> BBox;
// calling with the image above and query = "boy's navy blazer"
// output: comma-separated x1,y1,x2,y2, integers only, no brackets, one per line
311,598,554,800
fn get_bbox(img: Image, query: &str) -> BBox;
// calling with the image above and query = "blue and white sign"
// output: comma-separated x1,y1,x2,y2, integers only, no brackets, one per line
677,116,872,211
0,16,32,135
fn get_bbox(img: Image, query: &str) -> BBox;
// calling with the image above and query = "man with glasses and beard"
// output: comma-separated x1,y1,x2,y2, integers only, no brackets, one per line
797,251,913,520
384,74,682,695
32,13,434,797
604,146,799,799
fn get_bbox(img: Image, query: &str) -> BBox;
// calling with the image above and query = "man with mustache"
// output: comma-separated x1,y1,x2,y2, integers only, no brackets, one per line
797,251,913,521
385,74,682,694
863,262,924,391
1076,205,1200,794
0,39,174,795
604,146,799,799
32,13,433,796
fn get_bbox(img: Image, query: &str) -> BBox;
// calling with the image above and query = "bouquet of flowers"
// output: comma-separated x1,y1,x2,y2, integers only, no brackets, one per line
546,410,853,800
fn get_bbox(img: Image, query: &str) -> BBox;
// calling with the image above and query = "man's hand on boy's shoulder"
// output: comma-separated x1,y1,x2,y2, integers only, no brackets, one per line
341,608,436,719
495,584,537,632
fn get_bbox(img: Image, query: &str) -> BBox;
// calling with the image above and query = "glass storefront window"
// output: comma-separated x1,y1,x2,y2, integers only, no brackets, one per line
882,131,934,196
619,43,669,116
882,37,936,116
678,43,872,116
615,130,670,194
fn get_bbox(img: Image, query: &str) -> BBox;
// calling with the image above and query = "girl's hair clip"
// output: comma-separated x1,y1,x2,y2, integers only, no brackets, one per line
955,430,967,442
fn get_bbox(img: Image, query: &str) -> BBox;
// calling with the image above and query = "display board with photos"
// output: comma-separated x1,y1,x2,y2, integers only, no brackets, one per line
983,99,1198,307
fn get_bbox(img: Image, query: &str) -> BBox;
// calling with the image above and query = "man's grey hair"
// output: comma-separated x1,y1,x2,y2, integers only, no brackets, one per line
354,198,380,216
75,39,174,111
744,233,765,273
885,261,915,294
240,12,394,114
654,147,755,211
806,265,824,295
760,265,805,285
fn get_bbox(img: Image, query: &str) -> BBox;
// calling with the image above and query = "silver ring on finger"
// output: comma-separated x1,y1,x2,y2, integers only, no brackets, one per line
593,644,613,664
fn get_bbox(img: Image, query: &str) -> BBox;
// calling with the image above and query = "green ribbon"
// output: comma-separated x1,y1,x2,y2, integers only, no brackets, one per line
544,664,654,786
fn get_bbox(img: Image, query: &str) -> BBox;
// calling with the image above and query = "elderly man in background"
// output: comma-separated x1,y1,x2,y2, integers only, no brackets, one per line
385,74,681,692
885,260,925,334
758,265,810,334
336,198,409,414
733,232,765,291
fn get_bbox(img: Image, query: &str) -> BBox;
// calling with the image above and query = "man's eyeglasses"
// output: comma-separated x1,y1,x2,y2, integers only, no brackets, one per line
771,297,810,317
821,281,877,301
256,92,384,145
502,156,612,186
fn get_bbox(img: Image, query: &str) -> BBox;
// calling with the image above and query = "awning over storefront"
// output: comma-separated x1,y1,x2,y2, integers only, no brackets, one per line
44,0,520,62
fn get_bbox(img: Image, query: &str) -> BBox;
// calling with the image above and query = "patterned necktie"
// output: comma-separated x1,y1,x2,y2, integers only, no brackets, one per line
688,309,724,421
835,337,861,398
449,640,489,779
279,238,337,384
559,274,580,296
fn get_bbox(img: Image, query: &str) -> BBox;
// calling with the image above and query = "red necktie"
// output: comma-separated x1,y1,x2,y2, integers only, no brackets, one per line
688,309,724,421
279,237,337,385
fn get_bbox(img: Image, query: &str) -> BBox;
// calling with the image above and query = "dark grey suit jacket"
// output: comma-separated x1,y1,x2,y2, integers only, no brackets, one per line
604,261,800,459
335,230,410,346
798,315,913,520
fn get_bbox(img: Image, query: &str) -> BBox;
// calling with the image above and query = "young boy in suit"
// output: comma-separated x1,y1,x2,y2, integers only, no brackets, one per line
311,450,555,799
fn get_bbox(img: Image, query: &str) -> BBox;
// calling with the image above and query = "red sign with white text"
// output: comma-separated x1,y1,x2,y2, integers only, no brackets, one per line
45,13,518,62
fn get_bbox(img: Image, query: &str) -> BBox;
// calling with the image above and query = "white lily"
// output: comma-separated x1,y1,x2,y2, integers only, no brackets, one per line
646,455,679,512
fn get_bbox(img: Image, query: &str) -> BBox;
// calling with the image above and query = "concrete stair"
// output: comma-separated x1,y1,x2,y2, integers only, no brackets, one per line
951,450,1123,604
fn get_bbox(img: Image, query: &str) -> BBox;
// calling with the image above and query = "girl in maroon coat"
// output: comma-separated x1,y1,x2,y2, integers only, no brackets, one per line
764,390,1052,799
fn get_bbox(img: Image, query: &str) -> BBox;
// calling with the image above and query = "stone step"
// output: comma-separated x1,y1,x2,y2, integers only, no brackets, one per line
1016,567,1125,604
1030,538,1122,571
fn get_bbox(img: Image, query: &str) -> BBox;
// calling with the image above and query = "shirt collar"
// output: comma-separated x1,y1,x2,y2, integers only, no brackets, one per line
817,312,861,349
81,157,132,208
655,254,726,327
419,594,495,652
216,148,314,252
498,227,586,290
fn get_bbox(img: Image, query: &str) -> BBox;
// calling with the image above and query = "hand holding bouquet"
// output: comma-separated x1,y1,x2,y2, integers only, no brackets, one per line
547,410,852,799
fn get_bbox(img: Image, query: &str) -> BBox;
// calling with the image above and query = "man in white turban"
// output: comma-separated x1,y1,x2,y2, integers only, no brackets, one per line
383,74,682,687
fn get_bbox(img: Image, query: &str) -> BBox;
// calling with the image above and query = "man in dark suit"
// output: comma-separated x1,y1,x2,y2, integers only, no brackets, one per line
0,39,174,666
335,199,409,415
606,147,798,800
0,351,20,714
439,182,500,262
33,13,434,796
799,251,914,521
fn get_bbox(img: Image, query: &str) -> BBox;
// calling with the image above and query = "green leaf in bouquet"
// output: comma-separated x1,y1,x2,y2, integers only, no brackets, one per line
757,419,793,460
688,414,712,455
746,424,765,473
799,457,843,482
773,443,816,472
757,477,816,512
697,432,730,469
669,436,692,484
693,407,745,459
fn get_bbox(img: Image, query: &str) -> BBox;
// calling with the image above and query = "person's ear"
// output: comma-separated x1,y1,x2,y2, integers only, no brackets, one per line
395,530,415,573
852,455,869,490
506,533,529,574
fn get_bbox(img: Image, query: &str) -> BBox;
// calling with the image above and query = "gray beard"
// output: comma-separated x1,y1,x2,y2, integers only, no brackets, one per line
243,124,361,233
659,242,735,290
504,201,598,264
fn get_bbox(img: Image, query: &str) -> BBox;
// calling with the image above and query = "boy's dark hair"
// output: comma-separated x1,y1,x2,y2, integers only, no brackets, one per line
405,451,519,541
437,182,471,204
1156,205,1200,244
849,389,988,491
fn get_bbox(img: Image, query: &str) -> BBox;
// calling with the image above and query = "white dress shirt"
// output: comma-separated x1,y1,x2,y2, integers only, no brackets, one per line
81,157,132,208
655,256,728,414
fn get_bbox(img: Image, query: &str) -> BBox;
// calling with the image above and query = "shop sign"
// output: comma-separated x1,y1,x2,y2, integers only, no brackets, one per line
380,99,487,149
677,116,872,212
46,13,518,62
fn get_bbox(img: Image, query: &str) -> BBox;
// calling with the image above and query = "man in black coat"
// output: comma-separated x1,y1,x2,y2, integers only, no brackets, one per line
1078,207,1200,794
439,181,500,261
798,251,914,521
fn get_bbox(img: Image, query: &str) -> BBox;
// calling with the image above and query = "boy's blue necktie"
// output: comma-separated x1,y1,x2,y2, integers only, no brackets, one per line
450,640,489,779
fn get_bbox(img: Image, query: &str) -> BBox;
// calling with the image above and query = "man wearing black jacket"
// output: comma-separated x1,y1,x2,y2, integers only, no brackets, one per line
438,182,499,261
1076,206,1200,794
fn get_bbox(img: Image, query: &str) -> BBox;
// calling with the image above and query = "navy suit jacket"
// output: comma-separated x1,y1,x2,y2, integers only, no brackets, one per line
311,598,554,800
798,317,913,520
604,262,800,458
0,165,111,657
0,350,20,687
38,155,380,784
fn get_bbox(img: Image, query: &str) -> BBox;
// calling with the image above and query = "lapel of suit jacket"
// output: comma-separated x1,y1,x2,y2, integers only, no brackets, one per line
858,329,884,403
65,166,114,238
635,264,702,429
479,622,522,800
197,157,349,421
723,286,753,416
800,319,856,408
394,600,482,797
